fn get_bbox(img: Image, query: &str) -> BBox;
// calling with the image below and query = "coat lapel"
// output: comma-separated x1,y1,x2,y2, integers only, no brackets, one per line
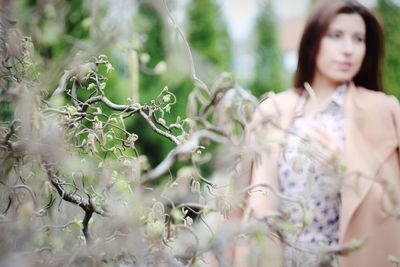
339,84,373,242
339,83,386,242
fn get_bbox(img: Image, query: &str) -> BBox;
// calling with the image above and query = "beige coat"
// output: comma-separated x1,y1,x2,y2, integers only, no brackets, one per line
242,82,400,267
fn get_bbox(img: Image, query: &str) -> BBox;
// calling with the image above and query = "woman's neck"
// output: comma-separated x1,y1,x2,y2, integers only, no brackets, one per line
310,77,346,101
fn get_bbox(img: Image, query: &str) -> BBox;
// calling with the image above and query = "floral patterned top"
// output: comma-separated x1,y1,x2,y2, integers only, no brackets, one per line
277,84,348,266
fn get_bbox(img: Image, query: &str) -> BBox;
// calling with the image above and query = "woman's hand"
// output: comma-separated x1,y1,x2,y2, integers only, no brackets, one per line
306,125,345,171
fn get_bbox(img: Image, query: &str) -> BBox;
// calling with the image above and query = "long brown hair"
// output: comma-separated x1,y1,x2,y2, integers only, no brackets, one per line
294,0,385,92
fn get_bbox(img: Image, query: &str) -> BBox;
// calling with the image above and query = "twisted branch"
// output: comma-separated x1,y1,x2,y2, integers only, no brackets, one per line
140,130,228,184
44,164,107,245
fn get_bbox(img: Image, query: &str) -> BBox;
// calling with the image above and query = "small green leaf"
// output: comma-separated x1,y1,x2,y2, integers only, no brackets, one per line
99,82,106,90
70,220,83,231
147,221,165,238
161,86,168,93
99,54,108,61
162,94,171,103
87,83,96,90
202,205,211,215
164,104,171,113
338,162,347,173
171,209,184,223
350,239,362,250
303,211,313,226
50,236,64,252
34,232,45,246
280,222,298,233
106,63,114,73
66,105,77,114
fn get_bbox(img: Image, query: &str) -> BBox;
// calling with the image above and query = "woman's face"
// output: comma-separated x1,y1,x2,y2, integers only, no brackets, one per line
313,13,366,86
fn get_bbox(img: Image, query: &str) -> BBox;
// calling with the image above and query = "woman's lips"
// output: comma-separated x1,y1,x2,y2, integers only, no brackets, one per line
336,62,352,69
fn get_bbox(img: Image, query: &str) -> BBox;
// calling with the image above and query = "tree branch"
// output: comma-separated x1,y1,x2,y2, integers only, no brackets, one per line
43,164,107,245
140,130,227,185
139,108,179,145
79,95,140,113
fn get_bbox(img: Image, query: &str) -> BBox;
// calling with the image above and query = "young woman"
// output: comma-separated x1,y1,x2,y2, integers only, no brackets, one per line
240,0,400,266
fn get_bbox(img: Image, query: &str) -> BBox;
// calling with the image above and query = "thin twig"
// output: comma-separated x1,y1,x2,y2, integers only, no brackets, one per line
139,109,179,145
162,0,209,94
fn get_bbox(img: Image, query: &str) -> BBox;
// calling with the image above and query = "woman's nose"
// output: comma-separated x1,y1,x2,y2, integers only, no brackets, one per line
343,37,355,55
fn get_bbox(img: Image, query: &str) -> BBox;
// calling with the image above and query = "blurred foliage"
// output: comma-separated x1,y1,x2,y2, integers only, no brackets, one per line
0,0,259,265
251,0,284,97
376,0,400,99
187,0,233,72
136,3,167,103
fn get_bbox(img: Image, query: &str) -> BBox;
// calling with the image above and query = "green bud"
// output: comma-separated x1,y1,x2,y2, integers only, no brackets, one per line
106,63,114,73
67,105,77,114
161,86,168,93
87,83,96,90
148,221,165,238
98,54,108,61
171,209,184,223
351,239,362,250
162,94,171,103
202,205,211,215
164,104,171,113
99,82,106,91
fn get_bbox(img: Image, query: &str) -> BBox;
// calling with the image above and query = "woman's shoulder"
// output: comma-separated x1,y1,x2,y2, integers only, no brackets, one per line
246,89,299,130
355,86,397,102
354,86,399,112
255,88,299,117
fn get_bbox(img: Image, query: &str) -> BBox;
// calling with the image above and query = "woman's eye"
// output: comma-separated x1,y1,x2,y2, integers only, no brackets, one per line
327,31,342,39
353,35,365,43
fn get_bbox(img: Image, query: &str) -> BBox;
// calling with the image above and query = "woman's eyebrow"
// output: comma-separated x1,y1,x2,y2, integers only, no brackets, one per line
327,27,365,35
326,27,342,32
